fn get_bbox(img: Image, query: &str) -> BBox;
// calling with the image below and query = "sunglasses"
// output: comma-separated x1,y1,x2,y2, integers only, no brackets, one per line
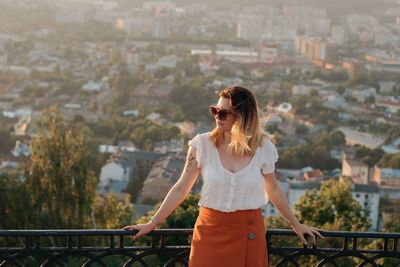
209,105,234,121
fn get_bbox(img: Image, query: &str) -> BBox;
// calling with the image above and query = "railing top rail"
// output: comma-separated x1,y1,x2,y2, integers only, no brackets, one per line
0,229,193,237
267,229,400,238
0,229,399,238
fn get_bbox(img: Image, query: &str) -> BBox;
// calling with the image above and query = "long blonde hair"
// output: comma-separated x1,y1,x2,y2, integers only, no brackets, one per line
209,86,271,156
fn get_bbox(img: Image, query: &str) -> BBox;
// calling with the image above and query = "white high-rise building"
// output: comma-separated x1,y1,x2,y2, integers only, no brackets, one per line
152,14,170,38
258,40,281,63
237,14,265,41
314,18,331,34
331,26,345,45
126,48,140,68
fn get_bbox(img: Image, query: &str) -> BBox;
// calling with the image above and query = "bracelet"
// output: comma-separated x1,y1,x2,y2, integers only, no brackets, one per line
150,216,160,227
290,220,300,226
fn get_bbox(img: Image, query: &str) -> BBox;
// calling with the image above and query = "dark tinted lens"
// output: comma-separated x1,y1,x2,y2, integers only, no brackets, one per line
218,110,227,120
209,106,228,120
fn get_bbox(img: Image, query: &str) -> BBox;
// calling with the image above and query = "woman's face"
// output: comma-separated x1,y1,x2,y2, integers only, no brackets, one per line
214,97,236,132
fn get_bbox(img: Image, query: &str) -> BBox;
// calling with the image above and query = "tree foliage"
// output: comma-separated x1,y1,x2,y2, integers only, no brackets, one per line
378,153,400,169
92,193,134,229
136,194,200,229
169,80,214,122
278,131,345,170
354,145,385,167
0,129,14,156
1,107,133,231
0,173,33,229
89,116,180,151
24,106,97,229
267,177,371,267
134,194,200,247
295,178,370,231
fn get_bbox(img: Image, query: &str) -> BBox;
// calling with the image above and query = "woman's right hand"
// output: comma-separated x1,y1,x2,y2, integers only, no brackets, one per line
122,222,157,240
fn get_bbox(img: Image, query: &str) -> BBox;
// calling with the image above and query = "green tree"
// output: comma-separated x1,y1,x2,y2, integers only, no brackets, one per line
169,79,214,122
336,85,346,95
355,145,385,167
290,95,308,114
295,179,370,231
279,131,343,170
378,153,400,169
265,215,290,229
129,120,180,151
24,106,97,229
0,130,13,156
0,173,33,229
135,194,200,246
293,179,371,266
136,194,200,229
365,208,400,266
92,193,134,229
162,193,200,229
295,124,309,136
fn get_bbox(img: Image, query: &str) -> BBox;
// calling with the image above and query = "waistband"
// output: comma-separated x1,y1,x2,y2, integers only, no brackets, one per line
199,206,262,218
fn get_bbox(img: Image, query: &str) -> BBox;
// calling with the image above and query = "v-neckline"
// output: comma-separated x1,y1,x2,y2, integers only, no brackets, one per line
214,143,258,175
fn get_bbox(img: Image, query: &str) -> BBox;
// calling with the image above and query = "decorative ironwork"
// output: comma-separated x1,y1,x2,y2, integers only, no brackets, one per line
267,229,400,267
1,229,399,266
0,229,192,267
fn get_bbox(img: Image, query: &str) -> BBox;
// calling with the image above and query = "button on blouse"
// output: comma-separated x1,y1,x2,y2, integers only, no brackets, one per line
188,132,279,212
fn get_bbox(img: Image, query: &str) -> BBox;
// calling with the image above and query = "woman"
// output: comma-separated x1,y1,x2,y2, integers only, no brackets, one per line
123,86,324,266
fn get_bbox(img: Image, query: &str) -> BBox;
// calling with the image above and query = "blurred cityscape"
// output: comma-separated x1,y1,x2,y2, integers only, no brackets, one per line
0,0,400,234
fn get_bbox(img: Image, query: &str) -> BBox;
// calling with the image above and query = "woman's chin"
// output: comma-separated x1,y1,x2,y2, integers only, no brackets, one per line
216,125,230,132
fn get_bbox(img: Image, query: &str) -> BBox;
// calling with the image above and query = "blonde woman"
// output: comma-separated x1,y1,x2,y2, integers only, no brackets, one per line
123,86,324,266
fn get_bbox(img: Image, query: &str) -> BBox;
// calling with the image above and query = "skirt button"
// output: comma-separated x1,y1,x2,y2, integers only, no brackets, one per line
248,232,255,240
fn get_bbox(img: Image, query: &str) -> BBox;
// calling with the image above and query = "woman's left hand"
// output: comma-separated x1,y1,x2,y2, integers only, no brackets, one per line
290,222,325,246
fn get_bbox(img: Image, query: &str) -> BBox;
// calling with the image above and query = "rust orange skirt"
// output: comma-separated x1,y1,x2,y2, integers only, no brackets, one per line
189,206,268,267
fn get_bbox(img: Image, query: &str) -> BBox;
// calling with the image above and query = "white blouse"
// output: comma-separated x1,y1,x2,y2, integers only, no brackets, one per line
188,132,279,212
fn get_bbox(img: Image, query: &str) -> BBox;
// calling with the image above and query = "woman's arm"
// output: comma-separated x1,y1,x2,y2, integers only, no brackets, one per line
122,146,200,239
263,172,324,245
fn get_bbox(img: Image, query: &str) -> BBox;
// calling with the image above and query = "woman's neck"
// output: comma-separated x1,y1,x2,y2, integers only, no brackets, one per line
221,132,231,145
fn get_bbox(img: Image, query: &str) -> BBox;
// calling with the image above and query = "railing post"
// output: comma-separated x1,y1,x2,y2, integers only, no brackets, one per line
109,235,115,248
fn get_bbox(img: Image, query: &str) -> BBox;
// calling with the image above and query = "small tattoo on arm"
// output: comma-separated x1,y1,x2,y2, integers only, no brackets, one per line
186,153,195,173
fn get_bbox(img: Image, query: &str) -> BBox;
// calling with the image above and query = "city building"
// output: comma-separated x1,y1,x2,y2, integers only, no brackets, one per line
373,167,400,188
342,157,370,185
330,26,345,45
141,152,201,202
375,97,400,114
336,127,386,149
351,183,380,231
258,40,282,63
98,150,162,198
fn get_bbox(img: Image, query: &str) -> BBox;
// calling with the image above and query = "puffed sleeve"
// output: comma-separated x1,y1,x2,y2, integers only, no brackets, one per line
188,134,203,169
260,138,279,175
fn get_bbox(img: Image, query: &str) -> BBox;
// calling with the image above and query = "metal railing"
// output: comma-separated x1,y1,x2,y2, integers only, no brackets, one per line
267,230,400,267
1,229,400,266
